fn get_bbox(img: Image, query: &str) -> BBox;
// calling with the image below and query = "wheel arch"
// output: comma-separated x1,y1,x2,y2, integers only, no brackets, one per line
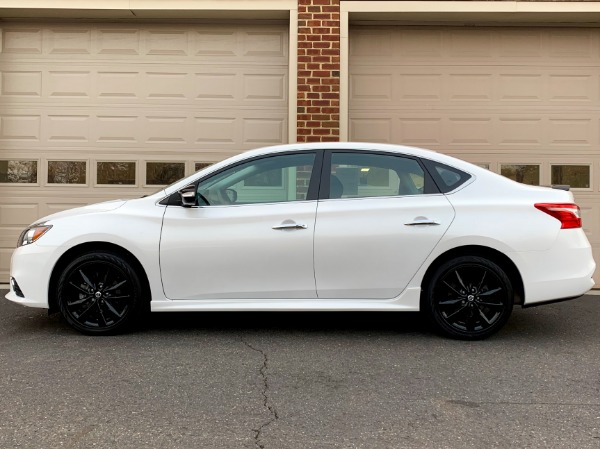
420,245,525,307
48,242,152,314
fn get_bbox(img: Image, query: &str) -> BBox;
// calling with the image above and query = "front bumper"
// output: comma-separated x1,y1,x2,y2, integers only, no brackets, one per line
5,243,60,309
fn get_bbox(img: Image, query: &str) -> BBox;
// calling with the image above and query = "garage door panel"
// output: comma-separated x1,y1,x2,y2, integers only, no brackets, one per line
349,117,394,143
350,112,600,152
242,117,287,145
350,66,600,107
3,24,288,62
350,25,600,273
0,22,289,282
0,113,40,141
0,107,289,151
0,203,39,226
351,27,600,66
96,29,141,55
1,65,288,107
1,70,42,97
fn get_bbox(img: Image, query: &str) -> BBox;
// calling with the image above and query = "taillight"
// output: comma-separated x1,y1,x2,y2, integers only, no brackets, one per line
534,203,581,229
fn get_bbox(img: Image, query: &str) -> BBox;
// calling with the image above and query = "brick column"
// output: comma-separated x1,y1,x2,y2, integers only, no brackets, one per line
297,0,341,143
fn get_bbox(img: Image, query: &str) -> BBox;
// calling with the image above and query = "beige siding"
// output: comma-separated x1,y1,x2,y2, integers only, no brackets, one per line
0,22,289,281
349,26,600,266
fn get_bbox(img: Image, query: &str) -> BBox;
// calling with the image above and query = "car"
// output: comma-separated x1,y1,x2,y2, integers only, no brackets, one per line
5,142,596,339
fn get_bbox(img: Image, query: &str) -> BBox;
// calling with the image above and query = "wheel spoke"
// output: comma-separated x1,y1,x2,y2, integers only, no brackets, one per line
454,270,468,291
79,270,95,289
477,300,504,308
466,312,476,332
480,287,502,297
67,295,92,306
103,300,124,318
477,308,492,325
105,295,131,300
76,300,97,319
96,302,108,326
476,270,487,292
438,297,463,306
101,269,110,289
444,304,468,320
105,279,127,292
442,280,462,296
68,282,90,295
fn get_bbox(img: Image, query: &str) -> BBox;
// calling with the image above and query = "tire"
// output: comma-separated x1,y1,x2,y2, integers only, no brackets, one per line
56,251,145,335
423,256,514,340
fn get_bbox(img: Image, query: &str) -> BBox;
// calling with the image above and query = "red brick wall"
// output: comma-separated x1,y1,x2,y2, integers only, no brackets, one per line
297,0,341,143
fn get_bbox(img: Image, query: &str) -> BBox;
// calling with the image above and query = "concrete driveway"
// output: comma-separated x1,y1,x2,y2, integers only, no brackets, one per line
1,291,599,449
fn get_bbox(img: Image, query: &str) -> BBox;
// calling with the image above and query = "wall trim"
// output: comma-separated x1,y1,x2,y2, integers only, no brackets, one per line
0,1,296,19
342,1,600,15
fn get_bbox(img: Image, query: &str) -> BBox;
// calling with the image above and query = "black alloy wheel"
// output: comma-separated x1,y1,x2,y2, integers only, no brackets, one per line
424,256,514,340
57,251,144,335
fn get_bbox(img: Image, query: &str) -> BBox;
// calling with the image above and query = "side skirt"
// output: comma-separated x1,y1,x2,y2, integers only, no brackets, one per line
150,287,422,312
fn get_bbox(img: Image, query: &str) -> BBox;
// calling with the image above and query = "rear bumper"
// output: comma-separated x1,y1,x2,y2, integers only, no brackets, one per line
522,294,589,308
516,230,595,306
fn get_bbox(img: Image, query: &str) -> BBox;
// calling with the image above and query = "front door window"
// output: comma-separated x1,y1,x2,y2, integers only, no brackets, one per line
197,153,316,206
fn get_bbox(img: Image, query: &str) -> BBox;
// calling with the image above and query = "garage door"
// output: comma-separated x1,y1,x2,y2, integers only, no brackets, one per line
0,22,288,281
349,26,600,268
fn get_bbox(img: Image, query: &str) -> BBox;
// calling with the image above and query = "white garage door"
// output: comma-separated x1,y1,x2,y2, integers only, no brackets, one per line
350,26,600,269
0,22,288,281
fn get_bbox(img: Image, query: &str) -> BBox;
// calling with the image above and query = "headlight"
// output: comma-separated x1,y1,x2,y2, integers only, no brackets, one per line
18,223,52,247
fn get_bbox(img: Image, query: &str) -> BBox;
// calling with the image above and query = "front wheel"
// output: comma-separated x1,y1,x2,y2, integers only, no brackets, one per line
423,256,514,340
56,251,145,335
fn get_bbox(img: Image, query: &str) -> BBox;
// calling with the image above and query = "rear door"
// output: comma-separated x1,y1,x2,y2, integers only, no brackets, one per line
314,151,455,299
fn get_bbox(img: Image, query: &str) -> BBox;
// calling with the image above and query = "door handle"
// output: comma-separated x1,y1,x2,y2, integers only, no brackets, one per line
404,219,440,226
272,223,308,230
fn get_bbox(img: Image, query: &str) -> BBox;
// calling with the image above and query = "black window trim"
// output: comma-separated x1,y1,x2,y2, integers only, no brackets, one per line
319,149,440,200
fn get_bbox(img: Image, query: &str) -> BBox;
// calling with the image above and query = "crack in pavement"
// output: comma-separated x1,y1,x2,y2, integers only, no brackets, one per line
241,338,278,449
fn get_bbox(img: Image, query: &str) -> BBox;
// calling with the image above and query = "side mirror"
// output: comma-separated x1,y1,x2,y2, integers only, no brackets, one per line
178,185,197,207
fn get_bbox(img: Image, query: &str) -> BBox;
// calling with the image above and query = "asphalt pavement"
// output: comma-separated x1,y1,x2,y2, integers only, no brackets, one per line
1,290,599,449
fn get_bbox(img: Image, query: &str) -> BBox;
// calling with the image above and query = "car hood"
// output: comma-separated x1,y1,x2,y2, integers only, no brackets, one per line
33,199,128,225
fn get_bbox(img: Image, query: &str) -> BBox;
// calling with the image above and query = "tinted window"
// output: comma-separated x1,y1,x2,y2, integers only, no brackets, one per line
197,153,316,205
329,152,432,199
422,159,472,193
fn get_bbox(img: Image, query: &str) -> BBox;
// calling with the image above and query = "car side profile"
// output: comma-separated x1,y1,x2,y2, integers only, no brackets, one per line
6,143,596,339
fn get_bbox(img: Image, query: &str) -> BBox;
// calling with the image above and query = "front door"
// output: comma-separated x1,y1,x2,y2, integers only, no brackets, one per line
160,152,320,300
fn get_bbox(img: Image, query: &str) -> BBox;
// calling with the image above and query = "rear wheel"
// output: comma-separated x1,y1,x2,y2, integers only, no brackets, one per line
57,251,144,335
424,256,513,340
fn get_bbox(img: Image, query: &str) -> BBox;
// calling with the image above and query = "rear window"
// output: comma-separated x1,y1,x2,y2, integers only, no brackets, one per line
422,159,472,193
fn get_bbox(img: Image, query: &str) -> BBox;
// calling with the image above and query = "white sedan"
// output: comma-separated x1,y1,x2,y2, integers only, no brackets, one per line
6,143,596,339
